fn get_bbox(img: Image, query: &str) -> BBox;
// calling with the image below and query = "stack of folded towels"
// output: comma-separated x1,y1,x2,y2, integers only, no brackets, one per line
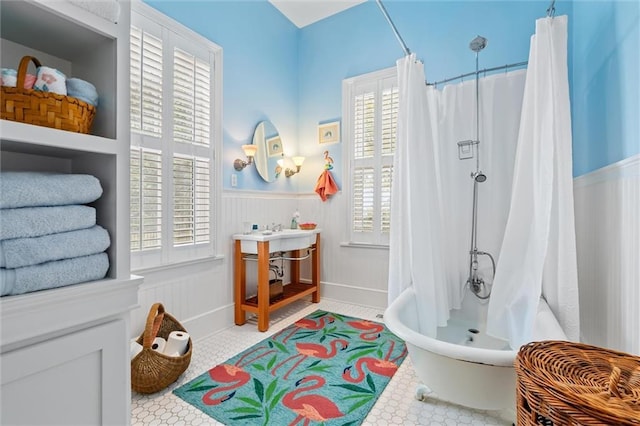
0,172,110,297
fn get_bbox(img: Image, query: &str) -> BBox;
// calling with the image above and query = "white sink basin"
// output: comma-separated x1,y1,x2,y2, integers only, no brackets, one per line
233,229,318,254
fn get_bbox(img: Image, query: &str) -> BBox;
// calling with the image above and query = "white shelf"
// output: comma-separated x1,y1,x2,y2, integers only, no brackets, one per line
0,120,119,156
1,1,137,423
0,275,142,353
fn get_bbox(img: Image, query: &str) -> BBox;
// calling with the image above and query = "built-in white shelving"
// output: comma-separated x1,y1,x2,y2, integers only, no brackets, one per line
0,1,140,424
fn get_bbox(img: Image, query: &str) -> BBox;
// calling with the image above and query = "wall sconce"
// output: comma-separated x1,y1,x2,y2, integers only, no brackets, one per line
234,144,258,171
285,156,305,178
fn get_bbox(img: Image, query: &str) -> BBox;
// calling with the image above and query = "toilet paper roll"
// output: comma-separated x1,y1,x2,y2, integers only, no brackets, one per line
130,340,143,359
163,331,189,356
151,337,166,353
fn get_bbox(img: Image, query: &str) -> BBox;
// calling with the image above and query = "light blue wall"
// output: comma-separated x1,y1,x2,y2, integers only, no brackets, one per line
144,0,637,189
144,0,300,191
571,0,639,177
296,0,572,191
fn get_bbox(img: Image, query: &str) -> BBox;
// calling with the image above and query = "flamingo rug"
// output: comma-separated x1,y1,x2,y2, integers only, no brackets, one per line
173,310,408,425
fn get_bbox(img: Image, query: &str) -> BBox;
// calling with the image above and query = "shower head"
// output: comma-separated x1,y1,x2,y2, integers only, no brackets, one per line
473,172,487,183
469,35,488,53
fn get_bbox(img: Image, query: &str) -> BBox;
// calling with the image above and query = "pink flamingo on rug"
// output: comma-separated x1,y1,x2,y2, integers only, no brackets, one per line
272,315,335,344
342,340,407,383
272,339,348,380
347,319,385,340
283,375,344,425
202,345,275,405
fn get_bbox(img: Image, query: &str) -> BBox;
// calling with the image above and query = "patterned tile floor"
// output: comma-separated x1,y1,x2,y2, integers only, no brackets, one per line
131,299,513,425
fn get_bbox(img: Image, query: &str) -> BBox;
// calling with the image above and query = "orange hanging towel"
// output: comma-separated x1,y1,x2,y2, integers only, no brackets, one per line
314,170,339,201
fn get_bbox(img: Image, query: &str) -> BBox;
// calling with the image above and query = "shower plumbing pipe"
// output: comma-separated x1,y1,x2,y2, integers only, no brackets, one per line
375,0,411,56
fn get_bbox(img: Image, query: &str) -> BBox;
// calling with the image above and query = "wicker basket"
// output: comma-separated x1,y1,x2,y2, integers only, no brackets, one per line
131,303,192,394
1,56,96,134
516,340,640,425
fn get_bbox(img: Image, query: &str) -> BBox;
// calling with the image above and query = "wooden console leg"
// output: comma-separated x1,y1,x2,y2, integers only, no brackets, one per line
311,233,321,303
257,241,270,332
234,240,246,325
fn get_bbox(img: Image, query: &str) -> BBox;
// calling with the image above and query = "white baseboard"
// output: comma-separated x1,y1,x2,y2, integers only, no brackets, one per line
320,281,388,309
181,303,235,341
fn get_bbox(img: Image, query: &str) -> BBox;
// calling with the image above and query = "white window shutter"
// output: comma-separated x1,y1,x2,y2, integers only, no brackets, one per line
173,48,211,146
130,25,163,137
173,155,211,246
346,67,398,244
130,147,162,251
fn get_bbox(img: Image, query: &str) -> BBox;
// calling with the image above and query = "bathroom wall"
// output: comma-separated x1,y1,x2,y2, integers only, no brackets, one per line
135,0,639,356
571,0,639,177
144,0,300,192
571,0,639,355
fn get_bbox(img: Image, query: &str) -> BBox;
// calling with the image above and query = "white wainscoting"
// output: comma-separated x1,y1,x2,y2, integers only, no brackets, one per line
573,154,639,355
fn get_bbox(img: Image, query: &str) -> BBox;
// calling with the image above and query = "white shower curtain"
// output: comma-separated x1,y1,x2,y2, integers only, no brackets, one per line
487,15,579,348
387,53,451,337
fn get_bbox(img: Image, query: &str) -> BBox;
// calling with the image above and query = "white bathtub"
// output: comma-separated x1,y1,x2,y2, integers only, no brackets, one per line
384,286,567,412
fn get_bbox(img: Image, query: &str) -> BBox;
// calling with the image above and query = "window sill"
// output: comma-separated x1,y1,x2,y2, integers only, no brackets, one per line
339,242,389,250
132,254,225,275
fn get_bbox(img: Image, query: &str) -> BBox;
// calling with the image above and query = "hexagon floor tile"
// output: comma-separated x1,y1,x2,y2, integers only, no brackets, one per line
131,299,514,425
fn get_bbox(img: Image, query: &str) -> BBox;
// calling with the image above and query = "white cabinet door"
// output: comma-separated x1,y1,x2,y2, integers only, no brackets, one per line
1,319,129,426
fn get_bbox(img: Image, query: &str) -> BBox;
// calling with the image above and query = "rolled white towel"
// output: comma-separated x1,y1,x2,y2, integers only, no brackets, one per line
34,66,67,95
1,68,17,87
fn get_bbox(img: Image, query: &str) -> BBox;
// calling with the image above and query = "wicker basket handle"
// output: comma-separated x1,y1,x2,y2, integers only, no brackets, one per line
142,303,166,348
608,366,622,398
16,56,41,92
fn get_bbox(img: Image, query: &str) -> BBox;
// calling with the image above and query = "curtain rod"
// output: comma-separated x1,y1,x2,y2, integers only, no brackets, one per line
375,0,411,56
426,61,528,87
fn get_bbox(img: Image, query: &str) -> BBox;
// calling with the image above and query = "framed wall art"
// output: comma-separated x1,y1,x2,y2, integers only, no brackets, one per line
318,121,340,145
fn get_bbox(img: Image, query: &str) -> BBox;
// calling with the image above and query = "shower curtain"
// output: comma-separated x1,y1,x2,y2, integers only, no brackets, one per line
388,55,527,336
387,53,451,337
389,17,578,347
487,15,579,348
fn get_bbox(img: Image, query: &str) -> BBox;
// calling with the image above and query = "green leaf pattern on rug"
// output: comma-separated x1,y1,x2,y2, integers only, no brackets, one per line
173,310,407,426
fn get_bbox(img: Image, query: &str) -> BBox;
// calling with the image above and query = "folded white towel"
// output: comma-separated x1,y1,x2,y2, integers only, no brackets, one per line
0,253,109,297
34,66,67,95
0,225,110,269
0,172,103,209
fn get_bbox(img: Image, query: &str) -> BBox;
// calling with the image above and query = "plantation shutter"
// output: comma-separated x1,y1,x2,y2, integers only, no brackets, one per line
130,148,162,251
173,155,210,246
173,48,211,146
131,3,220,269
130,25,163,137
346,68,398,245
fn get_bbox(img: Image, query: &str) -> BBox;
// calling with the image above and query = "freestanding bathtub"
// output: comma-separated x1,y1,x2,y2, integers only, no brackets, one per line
384,286,567,414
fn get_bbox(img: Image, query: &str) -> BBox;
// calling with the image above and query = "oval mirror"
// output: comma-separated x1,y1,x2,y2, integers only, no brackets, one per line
253,120,284,182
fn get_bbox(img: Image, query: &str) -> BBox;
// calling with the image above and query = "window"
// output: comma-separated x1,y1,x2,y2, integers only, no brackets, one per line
130,3,221,270
343,67,398,245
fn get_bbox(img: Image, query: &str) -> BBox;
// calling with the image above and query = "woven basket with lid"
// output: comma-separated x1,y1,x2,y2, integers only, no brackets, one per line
516,340,640,425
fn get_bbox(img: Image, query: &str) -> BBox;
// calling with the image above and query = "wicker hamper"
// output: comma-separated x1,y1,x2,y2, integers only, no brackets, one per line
131,303,192,394
1,56,96,134
515,340,640,425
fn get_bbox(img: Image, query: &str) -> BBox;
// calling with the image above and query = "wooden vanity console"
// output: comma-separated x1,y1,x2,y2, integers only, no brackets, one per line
233,230,320,331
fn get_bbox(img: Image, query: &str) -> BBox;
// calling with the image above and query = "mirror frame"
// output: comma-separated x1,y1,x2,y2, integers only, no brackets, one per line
252,120,284,183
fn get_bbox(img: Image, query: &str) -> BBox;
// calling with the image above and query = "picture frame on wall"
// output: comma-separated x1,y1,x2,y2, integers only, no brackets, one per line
267,135,283,157
318,121,340,145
